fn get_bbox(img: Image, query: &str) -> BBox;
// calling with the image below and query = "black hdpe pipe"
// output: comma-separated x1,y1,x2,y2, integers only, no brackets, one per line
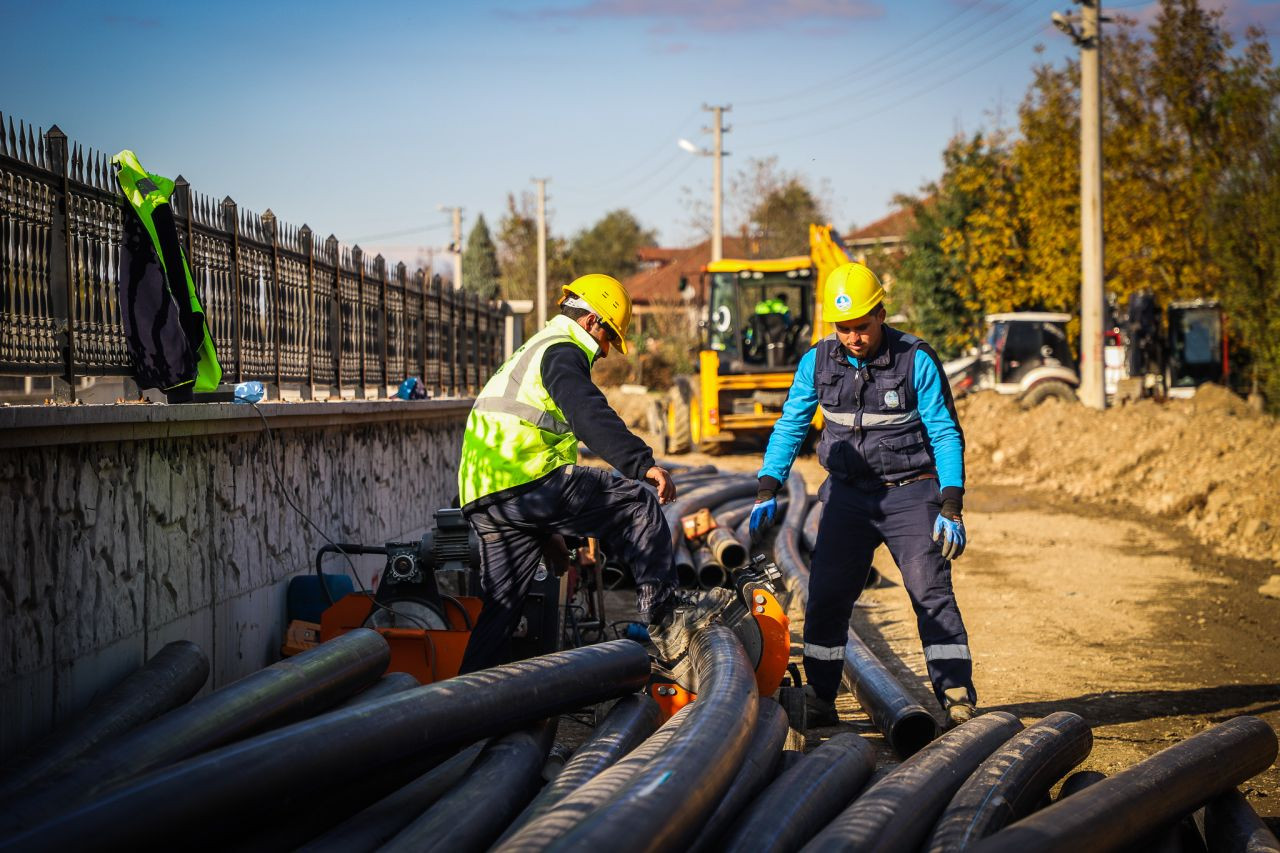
925,711,1093,852
0,640,210,799
332,671,421,711
0,629,389,833
724,732,877,853
498,705,695,852
665,480,760,552
546,625,761,853
688,700,791,853
802,500,822,552
503,694,661,839
695,544,729,589
1203,788,1280,853
770,475,939,759
708,526,747,571
380,719,559,853
971,715,1279,853
675,540,698,587
806,711,1025,853
1057,770,1105,799
0,640,651,851
298,742,487,853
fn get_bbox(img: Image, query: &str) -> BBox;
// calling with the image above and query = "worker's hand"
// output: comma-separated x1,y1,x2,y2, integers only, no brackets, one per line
749,496,778,539
932,511,966,561
539,535,572,576
645,466,676,504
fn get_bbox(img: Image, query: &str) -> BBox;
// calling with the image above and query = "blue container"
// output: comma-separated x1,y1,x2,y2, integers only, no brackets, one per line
287,574,355,623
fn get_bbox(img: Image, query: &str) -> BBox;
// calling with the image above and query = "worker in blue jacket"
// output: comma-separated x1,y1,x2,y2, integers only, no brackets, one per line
750,262,976,728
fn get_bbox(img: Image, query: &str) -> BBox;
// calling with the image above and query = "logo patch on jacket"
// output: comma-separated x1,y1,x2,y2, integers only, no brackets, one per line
885,389,901,408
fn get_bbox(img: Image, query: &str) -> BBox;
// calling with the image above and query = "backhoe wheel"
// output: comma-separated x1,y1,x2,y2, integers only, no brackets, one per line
1019,379,1078,409
666,377,695,454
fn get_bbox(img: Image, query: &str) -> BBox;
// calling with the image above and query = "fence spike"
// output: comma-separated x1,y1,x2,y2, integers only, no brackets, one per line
7,116,16,158
36,126,46,169
0,110,5,156
17,119,26,162
27,124,38,167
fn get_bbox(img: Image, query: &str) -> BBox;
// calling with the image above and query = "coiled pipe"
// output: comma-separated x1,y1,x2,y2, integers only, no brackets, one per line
971,715,1279,853
1203,788,1280,853
1057,770,1105,800
0,640,652,850
675,540,698,587
805,711,1025,853
497,705,695,852
925,711,1093,852
0,640,210,799
546,624,760,853
708,526,747,571
504,694,662,838
665,480,760,553
688,699,791,853
695,544,729,589
380,720,558,853
0,629,389,833
724,732,877,853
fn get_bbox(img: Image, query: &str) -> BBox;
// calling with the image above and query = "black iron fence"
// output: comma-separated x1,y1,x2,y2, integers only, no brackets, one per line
0,113,506,400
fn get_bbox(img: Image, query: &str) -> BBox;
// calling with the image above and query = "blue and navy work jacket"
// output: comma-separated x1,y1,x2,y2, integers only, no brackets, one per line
759,326,965,492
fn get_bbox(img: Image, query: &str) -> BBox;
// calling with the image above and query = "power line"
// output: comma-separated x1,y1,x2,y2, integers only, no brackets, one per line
557,106,703,194
348,220,453,243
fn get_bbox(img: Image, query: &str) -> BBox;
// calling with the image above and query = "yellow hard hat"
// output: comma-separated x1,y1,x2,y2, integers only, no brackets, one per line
561,274,633,354
825,262,885,323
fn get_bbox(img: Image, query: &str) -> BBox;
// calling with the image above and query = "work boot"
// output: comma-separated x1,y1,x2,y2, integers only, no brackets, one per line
804,685,840,728
943,687,978,728
646,588,736,665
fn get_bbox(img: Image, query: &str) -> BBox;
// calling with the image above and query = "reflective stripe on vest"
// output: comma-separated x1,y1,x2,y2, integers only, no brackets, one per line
819,406,921,428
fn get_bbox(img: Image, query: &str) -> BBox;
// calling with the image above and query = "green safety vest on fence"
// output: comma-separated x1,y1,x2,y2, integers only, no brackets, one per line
113,150,221,393
458,314,599,508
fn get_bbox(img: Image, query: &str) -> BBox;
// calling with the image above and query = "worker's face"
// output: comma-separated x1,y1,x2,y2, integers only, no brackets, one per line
834,307,886,360
581,314,618,358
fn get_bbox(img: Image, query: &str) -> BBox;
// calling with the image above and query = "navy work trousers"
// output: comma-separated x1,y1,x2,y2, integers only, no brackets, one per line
803,476,975,708
459,464,675,674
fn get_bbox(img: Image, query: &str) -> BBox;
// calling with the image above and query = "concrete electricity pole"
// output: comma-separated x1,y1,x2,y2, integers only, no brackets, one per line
705,104,731,263
1054,2,1107,409
439,205,464,291
534,178,549,327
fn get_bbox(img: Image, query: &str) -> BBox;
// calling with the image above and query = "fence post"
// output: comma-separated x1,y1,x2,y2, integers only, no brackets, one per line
222,196,243,383
299,225,315,397
327,234,341,398
395,261,407,386
262,208,283,393
352,244,366,395
173,175,194,278
416,268,427,387
45,126,76,401
376,253,388,395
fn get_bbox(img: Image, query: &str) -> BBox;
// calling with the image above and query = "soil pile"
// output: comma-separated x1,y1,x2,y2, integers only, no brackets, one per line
959,386,1280,564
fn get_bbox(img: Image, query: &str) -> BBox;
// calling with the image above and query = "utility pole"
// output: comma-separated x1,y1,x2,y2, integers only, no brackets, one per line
704,104,731,263
1054,2,1106,409
534,178,549,327
439,205,464,290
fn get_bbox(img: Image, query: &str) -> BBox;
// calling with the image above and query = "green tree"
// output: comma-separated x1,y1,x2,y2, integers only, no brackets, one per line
462,213,500,300
566,209,656,280
737,157,828,257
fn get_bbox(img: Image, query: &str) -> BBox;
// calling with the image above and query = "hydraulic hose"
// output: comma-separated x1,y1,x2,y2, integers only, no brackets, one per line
503,694,662,838
1203,788,1280,853
380,720,558,853
842,629,941,758
723,732,877,853
805,712,1025,853
497,705,695,852
0,640,209,799
971,716,1279,853
925,711,1093,852
0,640,651,850
0,629,389,832
688,699,791,853
546,625,760,853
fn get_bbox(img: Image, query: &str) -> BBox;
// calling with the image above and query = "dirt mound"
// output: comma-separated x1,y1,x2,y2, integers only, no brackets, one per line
959,388,1280,565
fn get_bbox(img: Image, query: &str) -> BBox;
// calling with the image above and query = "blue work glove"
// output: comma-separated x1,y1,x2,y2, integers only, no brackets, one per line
749,476,782,540
932,498,966,561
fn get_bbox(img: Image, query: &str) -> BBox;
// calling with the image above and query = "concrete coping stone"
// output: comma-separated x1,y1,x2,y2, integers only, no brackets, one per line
0,398,475,449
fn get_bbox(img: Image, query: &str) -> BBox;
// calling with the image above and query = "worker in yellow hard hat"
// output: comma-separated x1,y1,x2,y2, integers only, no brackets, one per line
749,261,977,729
457,273,732,673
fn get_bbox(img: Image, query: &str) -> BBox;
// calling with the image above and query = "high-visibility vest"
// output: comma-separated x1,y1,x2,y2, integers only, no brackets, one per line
457,314,599,508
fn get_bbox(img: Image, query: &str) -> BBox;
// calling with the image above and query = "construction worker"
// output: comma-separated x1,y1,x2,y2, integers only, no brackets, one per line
457,274,730,674
749,262,976,728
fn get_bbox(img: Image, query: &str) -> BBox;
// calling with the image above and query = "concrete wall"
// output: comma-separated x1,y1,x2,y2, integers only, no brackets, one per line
0,400,471,757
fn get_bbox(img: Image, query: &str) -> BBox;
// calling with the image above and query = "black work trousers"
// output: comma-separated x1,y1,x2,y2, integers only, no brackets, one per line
803,477,975,708
458,464,676,674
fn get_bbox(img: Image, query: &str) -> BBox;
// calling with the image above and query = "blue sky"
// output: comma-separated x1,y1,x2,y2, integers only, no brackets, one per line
3,0,1277,269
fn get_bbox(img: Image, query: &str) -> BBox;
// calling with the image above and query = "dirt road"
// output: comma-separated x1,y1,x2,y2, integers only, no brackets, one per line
660,445,1280,826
